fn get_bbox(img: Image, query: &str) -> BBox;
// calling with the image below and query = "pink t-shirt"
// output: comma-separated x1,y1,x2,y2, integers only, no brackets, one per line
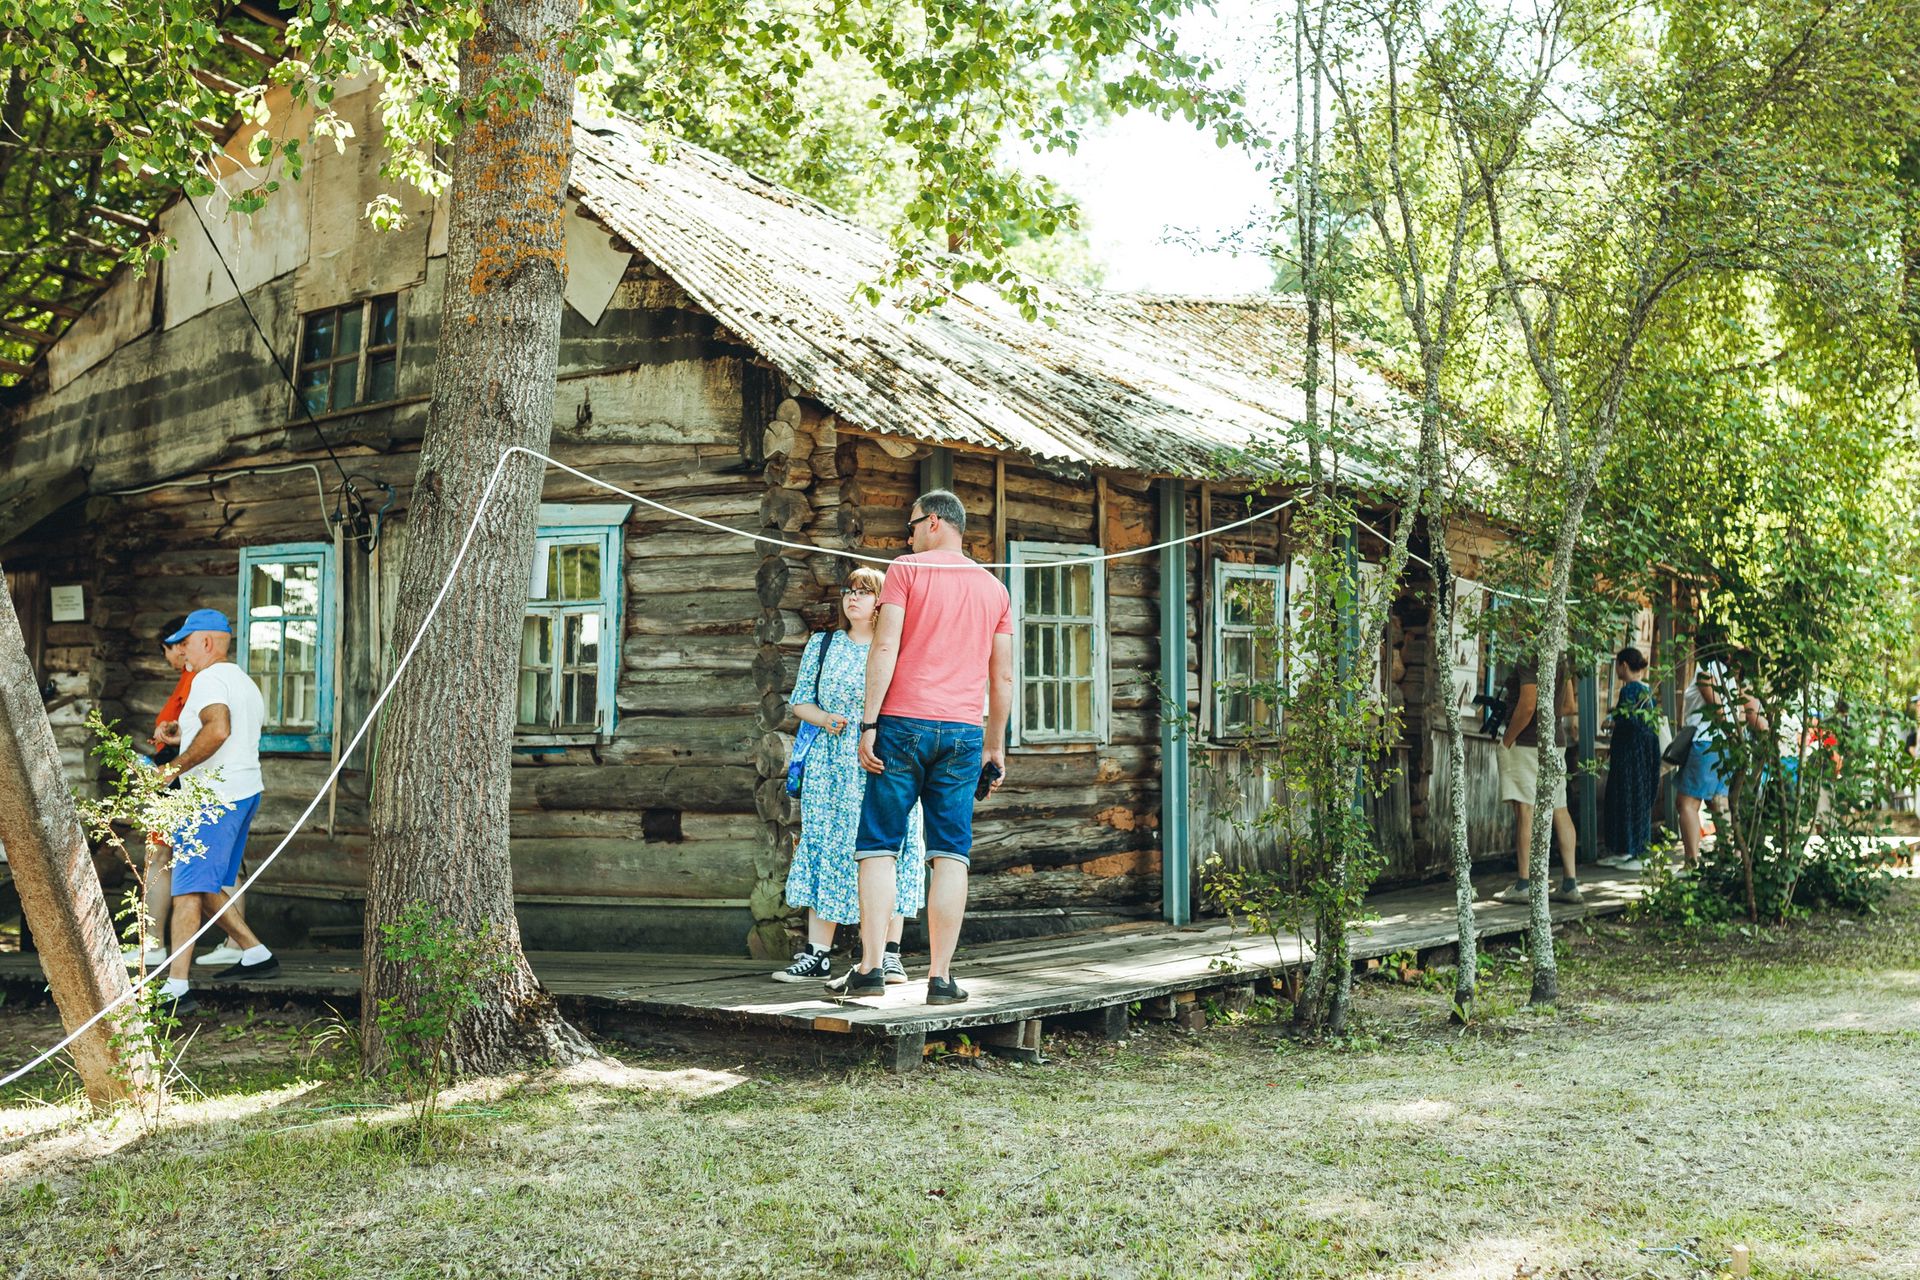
878,550,1013,723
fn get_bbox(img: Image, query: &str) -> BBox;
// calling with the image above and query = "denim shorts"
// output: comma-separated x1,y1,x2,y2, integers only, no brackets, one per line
855,716,985,864
1678,740,1728,801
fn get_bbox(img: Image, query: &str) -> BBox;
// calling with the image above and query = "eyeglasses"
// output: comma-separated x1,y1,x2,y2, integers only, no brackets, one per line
840,587,874,599
906,512,933,534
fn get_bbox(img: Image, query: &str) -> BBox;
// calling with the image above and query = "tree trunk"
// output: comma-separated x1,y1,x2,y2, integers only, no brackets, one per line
0,571,153,1106
1427,516,1477,1021
362,0,594,1077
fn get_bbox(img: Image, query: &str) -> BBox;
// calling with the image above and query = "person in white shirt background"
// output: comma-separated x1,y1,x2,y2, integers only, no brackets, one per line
156,609,276,1014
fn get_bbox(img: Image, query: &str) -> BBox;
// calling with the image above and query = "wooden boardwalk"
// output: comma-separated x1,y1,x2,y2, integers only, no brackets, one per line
0,870,1646,1071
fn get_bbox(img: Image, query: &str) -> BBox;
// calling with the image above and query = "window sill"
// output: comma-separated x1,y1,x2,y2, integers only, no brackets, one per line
283,394,424,428
1011,741,1102,754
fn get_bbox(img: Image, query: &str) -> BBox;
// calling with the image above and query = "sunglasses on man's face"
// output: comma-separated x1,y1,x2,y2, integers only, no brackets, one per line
906,512,932,534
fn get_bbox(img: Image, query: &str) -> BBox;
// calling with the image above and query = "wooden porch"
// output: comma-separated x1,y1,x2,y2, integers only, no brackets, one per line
0,870,1646,1072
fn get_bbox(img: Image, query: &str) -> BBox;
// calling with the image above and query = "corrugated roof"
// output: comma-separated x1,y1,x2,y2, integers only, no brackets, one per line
572,114,1436,485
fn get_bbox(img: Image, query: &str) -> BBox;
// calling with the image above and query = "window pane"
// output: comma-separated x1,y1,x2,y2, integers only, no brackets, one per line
247,620,282,723
1070,680,1094,731
1040,623,1057,676
298,366,330,417
1039,567,1057,616
250,563,285,616
283,620,319,728
303,310,334,361
281,561,320,616
1066,564,1091,617
367,353,396,402
1225,692,1251,731
518,670,552,728
371,295,398,347
521,614,554,666
1022,625,1040,673
337,304,362,360
1042,679,1059,732
329,360,359,411
562,672,598,727
1068,624,1093,677
563,612,599,666
1223,635,1252,679
1023,680,1040,730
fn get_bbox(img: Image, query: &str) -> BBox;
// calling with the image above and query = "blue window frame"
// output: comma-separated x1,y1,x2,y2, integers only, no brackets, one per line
519,504,628,738
236,542,338,754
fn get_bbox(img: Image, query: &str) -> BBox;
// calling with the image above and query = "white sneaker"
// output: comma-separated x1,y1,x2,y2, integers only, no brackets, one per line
122,945,168,968
194,942,245,967
1611,857,1646,873
1595,854,1628,869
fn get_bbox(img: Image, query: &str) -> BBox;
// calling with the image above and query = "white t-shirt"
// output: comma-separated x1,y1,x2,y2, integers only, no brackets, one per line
179,661,266,802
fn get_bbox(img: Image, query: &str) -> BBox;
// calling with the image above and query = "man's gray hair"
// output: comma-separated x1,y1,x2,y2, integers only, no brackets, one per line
916,489,966,535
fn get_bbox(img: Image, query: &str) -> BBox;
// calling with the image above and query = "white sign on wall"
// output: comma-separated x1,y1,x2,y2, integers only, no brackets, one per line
48,584,85,623
1449,577,1485,712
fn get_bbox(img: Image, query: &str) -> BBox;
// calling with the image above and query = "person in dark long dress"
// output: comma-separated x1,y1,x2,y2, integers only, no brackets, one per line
1599,646,1660,871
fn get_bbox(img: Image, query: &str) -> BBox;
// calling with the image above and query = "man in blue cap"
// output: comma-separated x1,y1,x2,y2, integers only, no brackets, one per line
157,609,276,1013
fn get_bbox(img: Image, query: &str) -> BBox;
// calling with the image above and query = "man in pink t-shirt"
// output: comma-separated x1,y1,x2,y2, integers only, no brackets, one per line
847,489,1014,1004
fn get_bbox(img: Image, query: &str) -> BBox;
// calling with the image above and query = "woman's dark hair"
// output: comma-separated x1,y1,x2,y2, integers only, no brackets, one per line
158,615,189,648
1616,645,1648,672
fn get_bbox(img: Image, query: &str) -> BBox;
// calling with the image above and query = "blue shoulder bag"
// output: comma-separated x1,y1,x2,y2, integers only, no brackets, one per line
784,630,834,798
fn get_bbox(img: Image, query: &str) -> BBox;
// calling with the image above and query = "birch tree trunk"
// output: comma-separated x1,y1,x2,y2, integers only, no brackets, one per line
362,0,594,1076
1425,503,1477,1020
0,575,153,1106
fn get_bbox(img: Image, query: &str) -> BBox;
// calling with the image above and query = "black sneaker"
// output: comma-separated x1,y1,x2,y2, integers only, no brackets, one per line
881,951,909,985
163,990,199,1017
213,955,280,981
926,976,968,1006
772,950,831,983
840,967,886,997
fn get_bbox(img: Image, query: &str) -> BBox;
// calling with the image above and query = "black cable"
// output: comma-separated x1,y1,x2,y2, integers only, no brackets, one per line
109,63,360,508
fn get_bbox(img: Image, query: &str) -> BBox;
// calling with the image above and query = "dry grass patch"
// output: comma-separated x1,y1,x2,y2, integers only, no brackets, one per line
2,886,1916,1279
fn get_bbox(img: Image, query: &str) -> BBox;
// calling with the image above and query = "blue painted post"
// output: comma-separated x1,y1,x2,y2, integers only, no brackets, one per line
1158,479,1191,925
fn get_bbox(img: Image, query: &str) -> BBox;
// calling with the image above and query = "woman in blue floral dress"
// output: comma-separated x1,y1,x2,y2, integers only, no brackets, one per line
772,566,925,983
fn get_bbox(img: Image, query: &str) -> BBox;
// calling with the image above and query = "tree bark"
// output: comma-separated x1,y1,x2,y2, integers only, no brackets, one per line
362,0,594,1077
0,569,153,1106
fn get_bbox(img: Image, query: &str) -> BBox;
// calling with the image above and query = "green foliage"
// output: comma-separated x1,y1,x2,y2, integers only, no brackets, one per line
372,902,511,1144
1,0,1251,326
74,709,224,879
1641,835,1896,930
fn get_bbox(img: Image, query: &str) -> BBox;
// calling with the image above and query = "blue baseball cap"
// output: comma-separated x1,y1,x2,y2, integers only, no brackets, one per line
164,609,234,645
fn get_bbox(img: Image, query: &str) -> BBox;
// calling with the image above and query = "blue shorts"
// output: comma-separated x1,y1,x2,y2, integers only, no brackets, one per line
171,792,261,895
1678,742,1727,802
855,716,984,864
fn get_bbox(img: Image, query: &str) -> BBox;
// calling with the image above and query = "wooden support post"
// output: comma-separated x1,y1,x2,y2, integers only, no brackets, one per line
886,1030,927,1073
918,446,954,496
981,1019,1044,1064
0,575,150,1106
993,456,1007,567
1158,479,1191,925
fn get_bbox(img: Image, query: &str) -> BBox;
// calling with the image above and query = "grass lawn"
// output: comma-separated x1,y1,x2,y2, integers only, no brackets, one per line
2,885,1916,1280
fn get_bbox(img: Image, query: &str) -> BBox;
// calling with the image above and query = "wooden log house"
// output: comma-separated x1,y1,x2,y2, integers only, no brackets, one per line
0,88,1553,957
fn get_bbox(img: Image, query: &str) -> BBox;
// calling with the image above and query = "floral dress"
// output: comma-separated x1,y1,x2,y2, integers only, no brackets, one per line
784,631,926,925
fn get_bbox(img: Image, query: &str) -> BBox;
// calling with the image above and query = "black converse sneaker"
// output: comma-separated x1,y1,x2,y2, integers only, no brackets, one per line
881,951,909,985
772,949,832,983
